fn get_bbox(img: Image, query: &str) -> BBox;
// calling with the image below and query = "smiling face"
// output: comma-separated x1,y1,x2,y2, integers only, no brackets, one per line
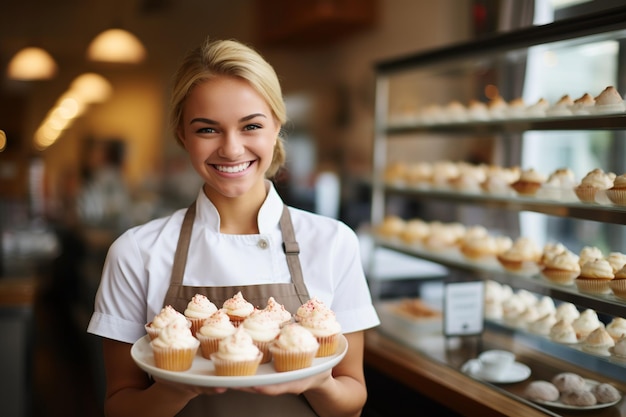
178,76,281,205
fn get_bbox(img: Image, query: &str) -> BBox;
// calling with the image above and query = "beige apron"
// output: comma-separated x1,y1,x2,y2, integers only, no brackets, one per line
162,202,319,417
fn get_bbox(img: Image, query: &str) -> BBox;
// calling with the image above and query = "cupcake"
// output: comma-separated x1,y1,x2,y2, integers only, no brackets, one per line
295,297,329,323
481,167,517,196
538,242,568,267
467,99,490,121
184,294,218,336
507,97,527,118
549,319,578,344
510,168,546,196
579,246,604,268
539,167,577,201
574,168,614,204
270,323,320,372
488,95,508,119
606,252,626,274
298,304,342,357
431,160,460,189
610,265,626,299
399,218,431,245
554,302,580,324
525,97,549,118
528,313,557,336
546,94,574,117
404,162,433,187
540,250,580,285
606,173,626,206
572,309,603,341
497,236,541,272
383,162,407,185
196,309,237,359
222,291,255,327
582,327,614,356
376,215,405,239
594,86,626,114
572,92,595,115
444,100,468,123
460,235,500,262
242,309,281,363
575,258,614,295
150,319,200,371
261,296,293,327
210,326,263,376
145,305,189,340
606,317,626,342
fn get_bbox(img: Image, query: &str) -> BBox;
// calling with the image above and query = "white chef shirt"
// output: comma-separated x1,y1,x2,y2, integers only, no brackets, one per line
87,181,380,344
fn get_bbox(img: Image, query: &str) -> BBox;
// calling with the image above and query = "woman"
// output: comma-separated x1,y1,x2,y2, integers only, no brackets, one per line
87,37,380,417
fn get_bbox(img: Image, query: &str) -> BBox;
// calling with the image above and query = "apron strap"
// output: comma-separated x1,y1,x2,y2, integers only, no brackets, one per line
163,202,195,304
279,204,310,305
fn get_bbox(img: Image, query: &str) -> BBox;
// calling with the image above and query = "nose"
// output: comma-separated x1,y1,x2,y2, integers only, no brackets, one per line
218,131,245,159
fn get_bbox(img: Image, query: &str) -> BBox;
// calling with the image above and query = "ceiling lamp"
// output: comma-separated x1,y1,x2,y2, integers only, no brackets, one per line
86,28,147,64
69,73,113,103
7,46,58,80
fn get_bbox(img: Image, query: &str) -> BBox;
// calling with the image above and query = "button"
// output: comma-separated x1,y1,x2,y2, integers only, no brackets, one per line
257,239,269,249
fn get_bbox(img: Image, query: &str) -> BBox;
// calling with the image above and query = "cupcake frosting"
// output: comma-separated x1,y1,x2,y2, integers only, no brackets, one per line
545,250,581,272
299,308,342,337
262,297,293,325
606,252,626,273
222,291,255,317
214,326,261,361
579,169,614,190
579,246,604,266
500,237,541,262
242,310,281,342
150,305,188,329
572,309,602,336
151,320,199,349
612,174,626,189
519,168,546,183
555,302,580,323
184,294,218,319
198,309,237,339
606,317,626,340
272,323,319,352
595,86,625,107
550,319,578,344
580,258,614,279
296,297,330,320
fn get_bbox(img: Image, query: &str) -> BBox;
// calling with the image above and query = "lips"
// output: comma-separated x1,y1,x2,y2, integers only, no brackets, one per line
214,161,252,173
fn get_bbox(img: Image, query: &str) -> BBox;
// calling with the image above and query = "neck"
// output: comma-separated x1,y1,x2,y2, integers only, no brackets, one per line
203,182,268,234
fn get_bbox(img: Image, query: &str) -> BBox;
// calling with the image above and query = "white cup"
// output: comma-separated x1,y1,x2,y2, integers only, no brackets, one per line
477,349,515,380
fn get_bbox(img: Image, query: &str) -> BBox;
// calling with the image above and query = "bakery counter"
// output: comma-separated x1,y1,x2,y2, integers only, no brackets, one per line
364,328,626,417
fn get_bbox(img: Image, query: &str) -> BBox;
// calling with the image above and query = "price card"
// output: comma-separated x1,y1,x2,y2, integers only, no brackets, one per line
443,281,484,336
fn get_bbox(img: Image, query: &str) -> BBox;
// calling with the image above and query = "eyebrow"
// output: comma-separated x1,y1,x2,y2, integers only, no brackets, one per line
189,113,267,125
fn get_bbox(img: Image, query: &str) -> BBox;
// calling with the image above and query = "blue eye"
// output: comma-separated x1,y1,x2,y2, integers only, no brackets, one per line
197,127,216,134
244,124,262,131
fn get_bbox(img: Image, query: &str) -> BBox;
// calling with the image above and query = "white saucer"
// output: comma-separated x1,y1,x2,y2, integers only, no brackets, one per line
461,359,531,383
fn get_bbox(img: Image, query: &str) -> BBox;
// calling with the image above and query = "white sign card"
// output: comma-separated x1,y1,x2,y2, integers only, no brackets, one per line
443,281,484,336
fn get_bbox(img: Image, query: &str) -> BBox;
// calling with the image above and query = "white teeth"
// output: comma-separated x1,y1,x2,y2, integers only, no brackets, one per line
215,162,251,173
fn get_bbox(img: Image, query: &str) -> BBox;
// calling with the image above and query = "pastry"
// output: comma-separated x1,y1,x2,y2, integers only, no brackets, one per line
575,258,614,295
502,294,527,326
574,168,614,204
399,218,431,245
560,389,597,407
592,383,621,403
526,97,549,118
612,336,626,357
539,242,567,267
261,296,293,326
528,313,557,336
376,215,405,239
605,252,626,274
488,95,508,119
184,293,218,336
610,265,626,299
444,100,468,123
540,250,580,285
539,167,577,201
383,162,407,184
546,94,574,117
549,319,578,344
467,99,490,121
210,326,263,376
270,323,320,372
571,92,595,115
572,309,602,341
523,380,560,402
582,327,614,356
150,319,200,371
497,236,541,272
535,296,556,317
606,317,626,342
460,234,500,262
510,168,546,196
242,309,281,363
431,160,460,189
594,86,626,114
554,302,580,324
222,291,255,327
196,309,237,359
145,305,190,340
298,301,342,357
606,173,626,206
295,297,329,322
404,162,433,187
507,97,527,118
579,245,604,268
551,372,586,392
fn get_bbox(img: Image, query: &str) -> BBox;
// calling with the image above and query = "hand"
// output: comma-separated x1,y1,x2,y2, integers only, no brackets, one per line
153,376,229,397
239,368,332,396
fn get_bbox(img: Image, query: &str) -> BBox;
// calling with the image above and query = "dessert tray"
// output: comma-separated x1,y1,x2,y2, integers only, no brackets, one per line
461,359,531,384
131,334,348,388
530,379,622,411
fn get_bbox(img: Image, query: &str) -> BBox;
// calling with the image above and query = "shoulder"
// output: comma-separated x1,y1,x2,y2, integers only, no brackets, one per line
288,206,358,242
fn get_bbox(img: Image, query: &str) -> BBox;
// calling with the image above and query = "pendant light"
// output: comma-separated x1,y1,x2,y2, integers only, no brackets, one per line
7,46,58,80
86,28,147,64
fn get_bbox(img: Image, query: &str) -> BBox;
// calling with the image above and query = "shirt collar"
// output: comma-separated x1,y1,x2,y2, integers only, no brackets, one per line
194,180,284,233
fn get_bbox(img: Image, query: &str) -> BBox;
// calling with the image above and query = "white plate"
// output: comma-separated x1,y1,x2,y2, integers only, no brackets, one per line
461,359,531,383
131,334,348,387
532,379,622,410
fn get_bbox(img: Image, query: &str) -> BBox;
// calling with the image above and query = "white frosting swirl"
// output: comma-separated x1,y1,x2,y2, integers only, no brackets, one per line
299,308,342,337
222,291,254,317
580,169,613,189
272,323,319,352
151,320,199,349
198,309,236,339
242,310,281,342
580,258,614,279
150,305,188,329
184,294,217,319
213,326,260,361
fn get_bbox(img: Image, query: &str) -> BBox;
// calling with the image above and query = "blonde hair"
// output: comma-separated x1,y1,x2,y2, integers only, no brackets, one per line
169,38,287,178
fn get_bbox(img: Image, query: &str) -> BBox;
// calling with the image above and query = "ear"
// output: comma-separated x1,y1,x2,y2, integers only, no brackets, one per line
177,127,187,148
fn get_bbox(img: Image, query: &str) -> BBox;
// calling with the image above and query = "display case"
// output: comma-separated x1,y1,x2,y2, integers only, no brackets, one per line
366,5,626,416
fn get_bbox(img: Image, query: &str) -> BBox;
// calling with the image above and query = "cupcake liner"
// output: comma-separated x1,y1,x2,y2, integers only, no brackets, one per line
186,317,207,336
511,181,542,196
227,315,247,327
315,334,339,357
145,323,160,340
195,333,223,359
210,352,263,376
151,342,199,371
575,277,613,295
574,185,599,204
269,345,318,372
609,279,626,299
540,268,579,285
606,189,626,206
253,340,273,364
